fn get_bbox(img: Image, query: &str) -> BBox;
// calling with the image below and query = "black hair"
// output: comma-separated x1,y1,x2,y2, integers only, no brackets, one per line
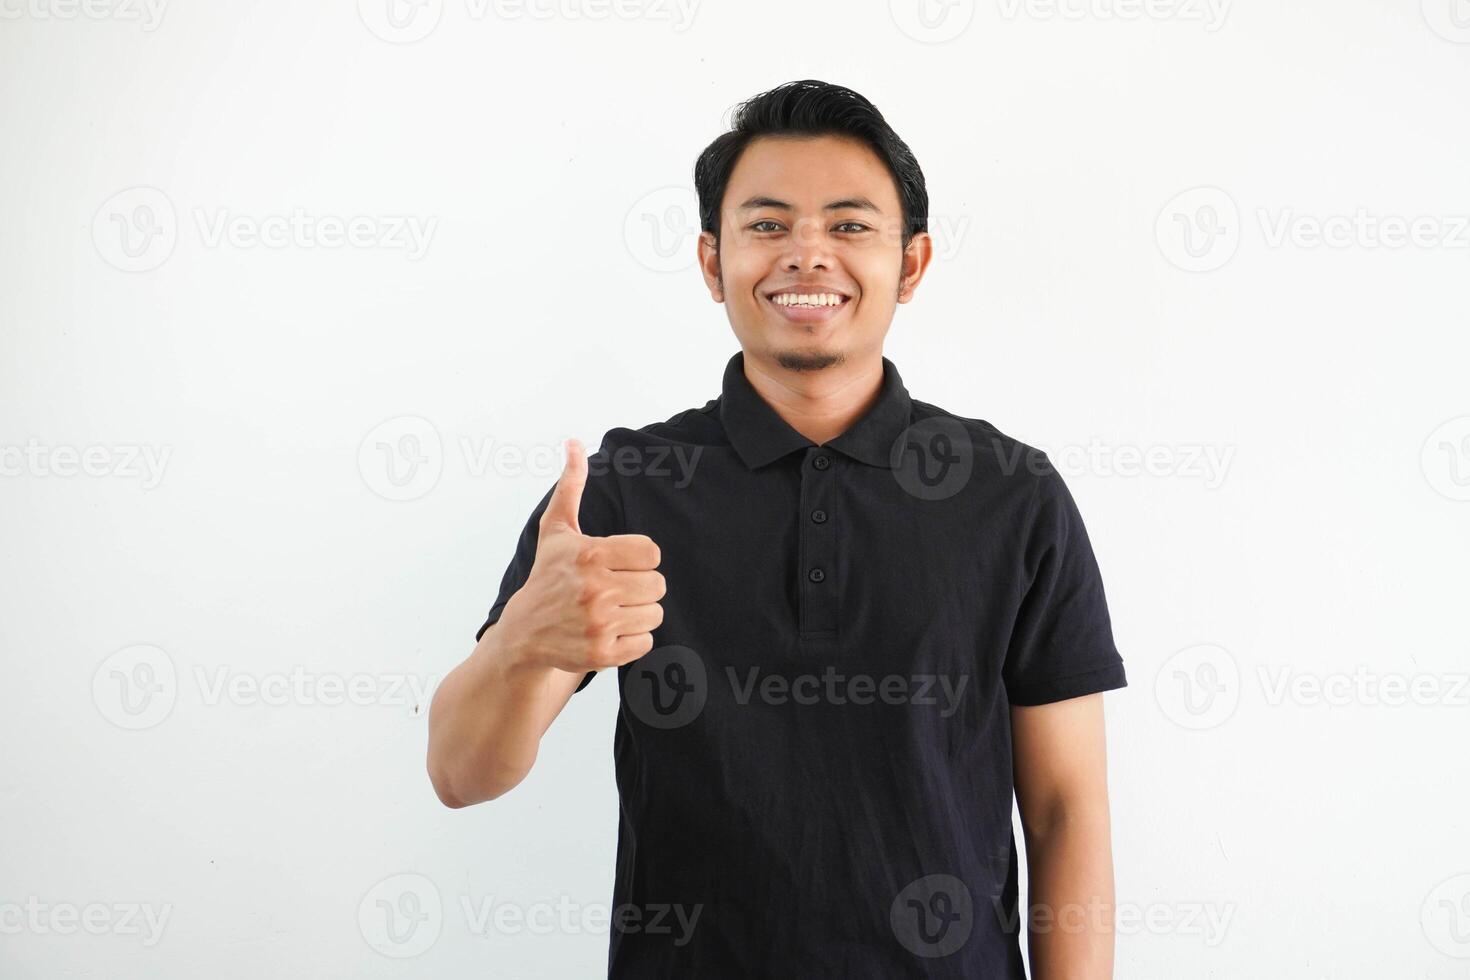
693,79,929,254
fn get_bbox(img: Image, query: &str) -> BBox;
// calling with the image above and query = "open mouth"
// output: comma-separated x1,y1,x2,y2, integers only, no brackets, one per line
763,289,853,323
764,289,851,309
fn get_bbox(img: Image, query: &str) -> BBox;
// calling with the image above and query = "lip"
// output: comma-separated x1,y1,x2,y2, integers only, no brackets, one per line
763,287,853,326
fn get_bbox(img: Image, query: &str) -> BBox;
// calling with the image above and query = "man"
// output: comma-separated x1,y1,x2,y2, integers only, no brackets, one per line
428,79,1127,978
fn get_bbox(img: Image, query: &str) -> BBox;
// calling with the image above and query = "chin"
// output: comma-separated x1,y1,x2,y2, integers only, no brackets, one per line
772,346,846,373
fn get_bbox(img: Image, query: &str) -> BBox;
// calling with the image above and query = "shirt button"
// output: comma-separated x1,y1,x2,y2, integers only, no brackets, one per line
812,454,831,470
811,509,827,524
808,567,826,583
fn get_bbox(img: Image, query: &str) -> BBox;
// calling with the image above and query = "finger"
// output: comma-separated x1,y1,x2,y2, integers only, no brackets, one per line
605,631,656,666
612,601,664,637
606,569,666,606
539,438,587,538
587,533,661,571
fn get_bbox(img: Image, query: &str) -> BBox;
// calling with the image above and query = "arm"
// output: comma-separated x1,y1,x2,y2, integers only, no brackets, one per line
1010,691,1117,980
426,608,589,808
426,439,664,809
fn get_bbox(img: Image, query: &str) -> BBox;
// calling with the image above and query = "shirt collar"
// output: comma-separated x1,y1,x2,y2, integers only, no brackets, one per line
717,350,914,470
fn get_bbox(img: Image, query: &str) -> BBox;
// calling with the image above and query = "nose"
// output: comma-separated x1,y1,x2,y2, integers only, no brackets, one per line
781,216,835,272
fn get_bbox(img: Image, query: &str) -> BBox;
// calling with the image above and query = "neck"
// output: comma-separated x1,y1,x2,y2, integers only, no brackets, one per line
741,351,884,447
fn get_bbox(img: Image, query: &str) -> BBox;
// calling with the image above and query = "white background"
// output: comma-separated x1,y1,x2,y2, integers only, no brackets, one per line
3,0,1469,976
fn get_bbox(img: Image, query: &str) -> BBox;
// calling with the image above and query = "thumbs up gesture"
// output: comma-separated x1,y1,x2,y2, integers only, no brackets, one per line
497,438,666,675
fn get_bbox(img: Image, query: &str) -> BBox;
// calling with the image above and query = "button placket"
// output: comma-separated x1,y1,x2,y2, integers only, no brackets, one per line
799,448,838,634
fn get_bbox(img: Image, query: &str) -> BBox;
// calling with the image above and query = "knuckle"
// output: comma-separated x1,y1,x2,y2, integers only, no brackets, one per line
573,569,611,607
587,639,619,669
572,539,600,567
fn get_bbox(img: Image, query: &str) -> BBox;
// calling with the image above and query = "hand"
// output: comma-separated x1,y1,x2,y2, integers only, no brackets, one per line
498,438,666,674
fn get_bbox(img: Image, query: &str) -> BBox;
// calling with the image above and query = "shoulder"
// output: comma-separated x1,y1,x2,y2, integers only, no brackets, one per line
595,397,730,457
907,396,1063,499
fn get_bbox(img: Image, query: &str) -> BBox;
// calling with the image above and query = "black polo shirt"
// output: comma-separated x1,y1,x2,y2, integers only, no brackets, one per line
475,350,1127,977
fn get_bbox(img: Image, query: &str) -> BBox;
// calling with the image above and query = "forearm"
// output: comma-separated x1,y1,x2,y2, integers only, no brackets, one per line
426,602,576,807
1022,803,1116,980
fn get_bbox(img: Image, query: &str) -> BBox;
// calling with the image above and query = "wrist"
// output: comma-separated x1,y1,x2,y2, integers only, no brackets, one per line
484,592,540,677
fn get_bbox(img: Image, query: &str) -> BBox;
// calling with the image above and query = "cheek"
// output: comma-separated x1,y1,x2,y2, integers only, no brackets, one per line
849,255,903,302
717,251,768,294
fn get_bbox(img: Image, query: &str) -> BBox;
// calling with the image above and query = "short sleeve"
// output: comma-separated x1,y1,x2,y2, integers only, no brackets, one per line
474,436,626,695
1002,459,1127,706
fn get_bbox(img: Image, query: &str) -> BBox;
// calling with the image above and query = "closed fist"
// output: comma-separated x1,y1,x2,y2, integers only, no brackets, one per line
498,438,666,674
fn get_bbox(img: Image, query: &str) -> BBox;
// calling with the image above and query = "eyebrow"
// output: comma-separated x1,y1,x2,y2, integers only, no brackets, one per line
736,196,883,214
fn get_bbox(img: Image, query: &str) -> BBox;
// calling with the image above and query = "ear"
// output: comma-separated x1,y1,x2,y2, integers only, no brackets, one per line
897,231,935,304
698,231,724,302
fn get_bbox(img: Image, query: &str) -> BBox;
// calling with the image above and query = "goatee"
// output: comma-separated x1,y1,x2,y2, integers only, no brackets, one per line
773,348,845,372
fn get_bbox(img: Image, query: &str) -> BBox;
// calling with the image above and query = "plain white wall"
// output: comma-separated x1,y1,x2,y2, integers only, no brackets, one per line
3,1,1468,976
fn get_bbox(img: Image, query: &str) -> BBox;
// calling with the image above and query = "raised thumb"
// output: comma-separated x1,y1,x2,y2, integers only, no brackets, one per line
539,437,587,538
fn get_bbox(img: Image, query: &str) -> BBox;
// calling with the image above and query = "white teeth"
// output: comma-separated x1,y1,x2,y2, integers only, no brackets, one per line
773,292,845,308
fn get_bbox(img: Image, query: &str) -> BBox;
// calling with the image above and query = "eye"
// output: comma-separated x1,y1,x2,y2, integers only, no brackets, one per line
835,221,870,233
750,220,784,233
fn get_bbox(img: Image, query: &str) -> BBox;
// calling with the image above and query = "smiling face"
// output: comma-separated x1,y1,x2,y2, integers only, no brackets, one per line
698,133,932,375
